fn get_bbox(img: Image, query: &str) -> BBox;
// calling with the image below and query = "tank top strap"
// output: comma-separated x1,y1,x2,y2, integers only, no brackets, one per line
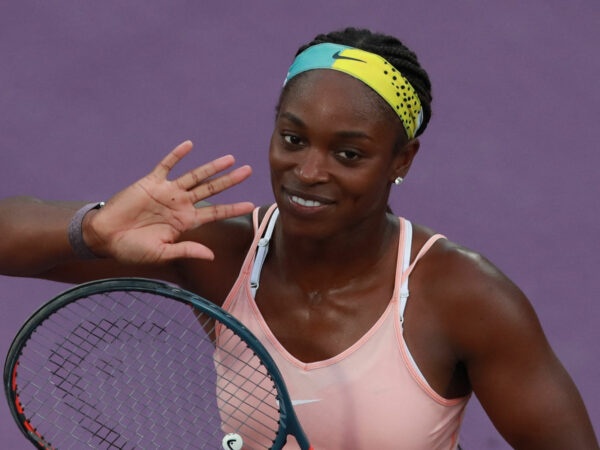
398,219,446,323
398,219,412,323
249,205,279,297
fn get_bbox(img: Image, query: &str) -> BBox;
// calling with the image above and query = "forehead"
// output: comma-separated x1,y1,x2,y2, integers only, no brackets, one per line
279,70,400,127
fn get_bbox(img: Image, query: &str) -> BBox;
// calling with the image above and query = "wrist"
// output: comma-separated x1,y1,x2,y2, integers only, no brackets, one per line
67,202,105,259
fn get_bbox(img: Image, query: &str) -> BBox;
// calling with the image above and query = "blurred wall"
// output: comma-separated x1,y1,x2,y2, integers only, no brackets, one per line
1,1,598,448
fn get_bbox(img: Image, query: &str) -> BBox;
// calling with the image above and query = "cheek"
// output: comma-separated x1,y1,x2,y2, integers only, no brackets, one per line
268,134,298,175
268,138,283,177
346,175,388,200
342,166,393,207
268,130,278,155
268,134,291,189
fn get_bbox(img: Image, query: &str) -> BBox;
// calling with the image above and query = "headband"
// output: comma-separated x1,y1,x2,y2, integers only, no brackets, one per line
284,43,423,139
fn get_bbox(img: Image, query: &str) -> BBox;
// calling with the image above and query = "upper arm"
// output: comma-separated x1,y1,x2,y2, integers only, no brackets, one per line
439,247,598,449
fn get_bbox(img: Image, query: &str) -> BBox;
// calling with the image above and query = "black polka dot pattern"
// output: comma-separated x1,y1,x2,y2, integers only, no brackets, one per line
382,61,422,138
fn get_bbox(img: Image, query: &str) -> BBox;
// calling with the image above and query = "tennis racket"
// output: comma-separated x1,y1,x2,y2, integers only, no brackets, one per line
4,278,313,450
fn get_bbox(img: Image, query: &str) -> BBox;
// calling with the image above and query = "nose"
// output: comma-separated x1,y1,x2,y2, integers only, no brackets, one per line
294,148,329,184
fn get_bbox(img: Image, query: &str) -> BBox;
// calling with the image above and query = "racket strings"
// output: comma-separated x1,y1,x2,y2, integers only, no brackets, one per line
193,308,285,449
12,290,223,448
213,329,282,448
10,288,288,449
61,292,216,446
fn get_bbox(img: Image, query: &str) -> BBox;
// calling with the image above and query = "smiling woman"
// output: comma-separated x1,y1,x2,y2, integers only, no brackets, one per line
0,27,598,450
269,70,409,240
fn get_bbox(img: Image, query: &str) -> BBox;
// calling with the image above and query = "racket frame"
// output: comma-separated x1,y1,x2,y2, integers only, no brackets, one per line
4,277,312,450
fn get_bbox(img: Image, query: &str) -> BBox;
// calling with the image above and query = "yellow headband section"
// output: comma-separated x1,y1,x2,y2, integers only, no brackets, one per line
284,43,423,139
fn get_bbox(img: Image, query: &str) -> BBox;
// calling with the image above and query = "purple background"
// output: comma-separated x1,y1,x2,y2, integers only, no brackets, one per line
1,1,598,448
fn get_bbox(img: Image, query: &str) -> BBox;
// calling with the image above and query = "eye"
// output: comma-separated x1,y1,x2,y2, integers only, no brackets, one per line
336,149,362,162
282,133,304,147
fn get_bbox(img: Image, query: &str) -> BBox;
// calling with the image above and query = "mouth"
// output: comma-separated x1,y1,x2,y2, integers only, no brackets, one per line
290,195,323,208
283,188,333,212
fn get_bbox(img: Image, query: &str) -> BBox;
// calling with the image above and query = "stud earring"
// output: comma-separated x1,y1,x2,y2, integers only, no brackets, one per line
394,176,404,185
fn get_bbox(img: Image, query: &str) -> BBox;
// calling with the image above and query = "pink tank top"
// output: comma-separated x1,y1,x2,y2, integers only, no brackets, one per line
221,205,469,449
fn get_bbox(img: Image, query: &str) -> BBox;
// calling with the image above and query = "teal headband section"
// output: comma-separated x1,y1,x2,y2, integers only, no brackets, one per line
284,43,353,82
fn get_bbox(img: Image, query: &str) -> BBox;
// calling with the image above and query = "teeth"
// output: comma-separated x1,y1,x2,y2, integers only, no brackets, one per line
291,195,322,207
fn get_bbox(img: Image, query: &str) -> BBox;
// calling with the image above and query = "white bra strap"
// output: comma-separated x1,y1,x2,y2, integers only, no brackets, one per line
250,208,279,297
399,230,446,322
399,219,413,322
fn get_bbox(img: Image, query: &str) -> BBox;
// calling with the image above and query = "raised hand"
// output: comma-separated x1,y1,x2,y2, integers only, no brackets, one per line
84,141,254,263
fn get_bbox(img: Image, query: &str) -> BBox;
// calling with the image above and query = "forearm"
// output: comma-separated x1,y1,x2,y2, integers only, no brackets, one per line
0,196,85,276
0,144,254,280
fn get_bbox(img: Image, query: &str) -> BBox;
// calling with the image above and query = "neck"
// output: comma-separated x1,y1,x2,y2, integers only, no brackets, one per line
271,212,399,292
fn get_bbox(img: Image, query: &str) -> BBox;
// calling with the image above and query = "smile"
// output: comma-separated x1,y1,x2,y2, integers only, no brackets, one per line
290,195,323,207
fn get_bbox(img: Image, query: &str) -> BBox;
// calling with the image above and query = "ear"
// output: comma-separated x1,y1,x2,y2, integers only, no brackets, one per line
389,139,420,183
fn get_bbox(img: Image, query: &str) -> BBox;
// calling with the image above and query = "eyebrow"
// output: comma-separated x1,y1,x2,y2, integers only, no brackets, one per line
279,111,306,128
278,111,374,141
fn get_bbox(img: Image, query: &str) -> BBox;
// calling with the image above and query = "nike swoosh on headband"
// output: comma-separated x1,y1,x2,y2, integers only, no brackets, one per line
331,50,365,63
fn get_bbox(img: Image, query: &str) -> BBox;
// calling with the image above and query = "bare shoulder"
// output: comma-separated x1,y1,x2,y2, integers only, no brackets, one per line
185,204,275,252
175,209,255,303
176,206,277,304
410,222,511,290
409,224,599,447
409,223,542,360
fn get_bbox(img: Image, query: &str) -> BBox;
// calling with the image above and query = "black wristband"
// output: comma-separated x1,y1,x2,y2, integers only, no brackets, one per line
67,202,105,259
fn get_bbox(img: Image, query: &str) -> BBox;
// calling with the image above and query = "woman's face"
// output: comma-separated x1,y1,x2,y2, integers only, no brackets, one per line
269,69,414,239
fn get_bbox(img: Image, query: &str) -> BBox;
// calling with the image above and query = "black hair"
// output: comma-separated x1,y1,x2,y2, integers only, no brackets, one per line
289,27,433,137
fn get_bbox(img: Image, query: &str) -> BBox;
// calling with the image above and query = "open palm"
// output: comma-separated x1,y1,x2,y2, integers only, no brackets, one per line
87,141,254,263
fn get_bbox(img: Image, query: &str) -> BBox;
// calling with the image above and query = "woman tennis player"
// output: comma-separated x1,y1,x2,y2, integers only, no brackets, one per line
0,28,597,449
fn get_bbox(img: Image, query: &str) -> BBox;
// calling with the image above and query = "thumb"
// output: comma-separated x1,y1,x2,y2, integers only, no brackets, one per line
161,241,216,261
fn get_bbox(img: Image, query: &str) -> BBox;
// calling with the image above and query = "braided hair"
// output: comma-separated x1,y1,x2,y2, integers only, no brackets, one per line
290,27,433,137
